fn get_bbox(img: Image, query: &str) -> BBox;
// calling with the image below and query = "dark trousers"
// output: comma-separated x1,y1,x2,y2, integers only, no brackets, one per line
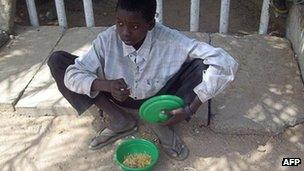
47,51,208,145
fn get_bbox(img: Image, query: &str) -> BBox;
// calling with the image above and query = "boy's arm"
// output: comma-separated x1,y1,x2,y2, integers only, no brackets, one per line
163,40,238,126
64,36,105,98
188,40,239,104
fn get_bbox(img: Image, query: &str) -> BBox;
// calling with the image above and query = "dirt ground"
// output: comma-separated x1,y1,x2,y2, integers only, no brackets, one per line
0,110,303,171
15,0,287,36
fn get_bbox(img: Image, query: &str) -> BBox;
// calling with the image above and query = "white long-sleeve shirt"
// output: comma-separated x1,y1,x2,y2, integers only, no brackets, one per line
64,23,238,103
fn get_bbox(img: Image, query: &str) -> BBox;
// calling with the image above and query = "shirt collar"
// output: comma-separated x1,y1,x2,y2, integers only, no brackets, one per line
122,30,153,59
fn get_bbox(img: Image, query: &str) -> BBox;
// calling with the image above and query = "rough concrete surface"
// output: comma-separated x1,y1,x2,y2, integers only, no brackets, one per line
286,4,304,81
210,34,304,135
15,27,106,116
0,111,303,171
0,26,62,111
183,32,210,43
0,0,16,33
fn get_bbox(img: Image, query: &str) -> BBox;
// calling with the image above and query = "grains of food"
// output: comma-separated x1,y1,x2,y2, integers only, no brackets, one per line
123,153,152,168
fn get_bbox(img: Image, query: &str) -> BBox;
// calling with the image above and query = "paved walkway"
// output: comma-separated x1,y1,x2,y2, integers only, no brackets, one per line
0,26,303,135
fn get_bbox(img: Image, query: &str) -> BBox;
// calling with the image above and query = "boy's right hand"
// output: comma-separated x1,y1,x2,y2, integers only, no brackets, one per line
108,78,130,102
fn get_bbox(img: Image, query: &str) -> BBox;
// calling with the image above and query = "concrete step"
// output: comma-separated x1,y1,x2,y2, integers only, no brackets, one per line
0,26,303,135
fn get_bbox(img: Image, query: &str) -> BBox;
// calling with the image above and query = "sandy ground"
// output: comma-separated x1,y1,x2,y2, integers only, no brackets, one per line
0,110,303,171
15,0,287,36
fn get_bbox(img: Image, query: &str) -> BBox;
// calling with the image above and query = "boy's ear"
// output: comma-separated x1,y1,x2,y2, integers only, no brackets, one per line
148,19,155,30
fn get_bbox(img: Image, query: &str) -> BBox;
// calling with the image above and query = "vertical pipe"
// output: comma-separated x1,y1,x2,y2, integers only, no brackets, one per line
83,0,95,27
190,0,200,32
55,0,67,28
259,0,270,34
25,0,39,26
156,0,163,23
219,0,230,34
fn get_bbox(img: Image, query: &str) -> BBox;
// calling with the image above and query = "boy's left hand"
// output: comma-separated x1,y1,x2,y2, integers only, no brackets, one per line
161,108,189,126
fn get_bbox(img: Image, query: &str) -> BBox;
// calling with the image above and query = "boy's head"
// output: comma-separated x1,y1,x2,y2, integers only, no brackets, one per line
116,0,156,49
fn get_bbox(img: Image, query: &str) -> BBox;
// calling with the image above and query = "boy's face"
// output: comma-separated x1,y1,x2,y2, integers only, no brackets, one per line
116,9,154,50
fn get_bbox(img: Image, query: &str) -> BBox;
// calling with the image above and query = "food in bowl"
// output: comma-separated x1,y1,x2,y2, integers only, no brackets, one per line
123,153,152,168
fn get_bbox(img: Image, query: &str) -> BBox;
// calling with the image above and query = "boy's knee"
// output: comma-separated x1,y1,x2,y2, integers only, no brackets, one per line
47,51,67,68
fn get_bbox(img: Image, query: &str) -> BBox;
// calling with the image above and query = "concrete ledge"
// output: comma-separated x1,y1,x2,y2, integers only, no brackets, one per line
286,4,304,81
15,27,106,116
210,34,304,135
0,26,62,112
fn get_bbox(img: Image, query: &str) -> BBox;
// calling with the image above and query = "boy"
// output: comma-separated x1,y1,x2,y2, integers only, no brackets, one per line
48,0,238,160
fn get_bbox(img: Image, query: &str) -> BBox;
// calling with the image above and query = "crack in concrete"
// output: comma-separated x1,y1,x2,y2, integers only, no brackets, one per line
12,27,67,110
208,33,212,45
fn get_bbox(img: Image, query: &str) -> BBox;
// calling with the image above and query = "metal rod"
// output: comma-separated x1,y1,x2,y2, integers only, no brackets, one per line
55,0,67,28
190,0,200,31
83,0,95,27
219,0,230,34
25,0,39,26
156,0,163,23
207,99,211,126
259,0,270,34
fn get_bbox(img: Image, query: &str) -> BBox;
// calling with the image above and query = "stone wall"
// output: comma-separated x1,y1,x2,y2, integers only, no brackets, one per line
286,4,304,81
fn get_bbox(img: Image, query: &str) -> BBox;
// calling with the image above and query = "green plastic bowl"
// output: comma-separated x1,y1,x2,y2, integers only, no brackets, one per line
139,95,185,123
114,138,159,171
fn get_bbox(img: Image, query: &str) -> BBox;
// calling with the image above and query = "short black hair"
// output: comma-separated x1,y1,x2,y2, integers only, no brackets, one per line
116,0,157,21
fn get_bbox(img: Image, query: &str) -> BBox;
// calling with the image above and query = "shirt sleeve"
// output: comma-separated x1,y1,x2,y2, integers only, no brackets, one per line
187,39,239,103
64,34,105,98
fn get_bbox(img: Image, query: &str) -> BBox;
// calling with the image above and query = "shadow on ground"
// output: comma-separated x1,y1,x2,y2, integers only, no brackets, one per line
0,111,303,171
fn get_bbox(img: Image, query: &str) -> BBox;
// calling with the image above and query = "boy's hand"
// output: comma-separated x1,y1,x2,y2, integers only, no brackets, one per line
161,108,189,126
108,78,130,102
